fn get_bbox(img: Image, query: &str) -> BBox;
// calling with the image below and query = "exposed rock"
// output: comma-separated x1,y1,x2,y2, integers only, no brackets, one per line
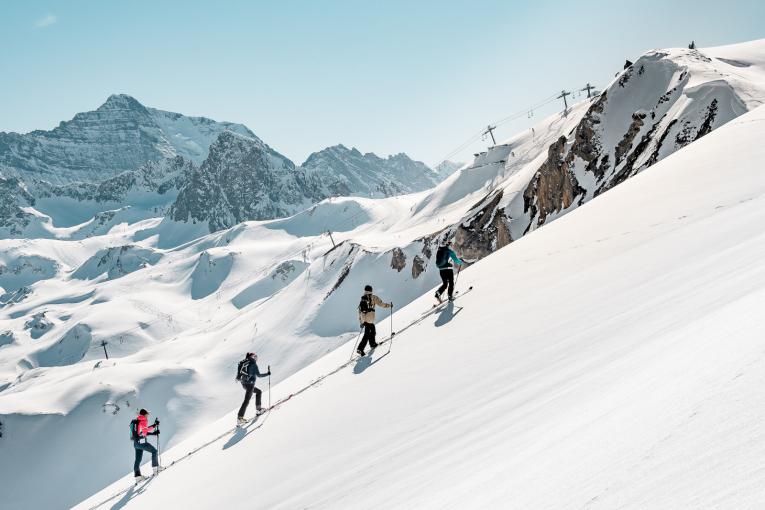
599,119,662,195
695,99,719,140
0,255,59,291
25,312,53,339
326,244,359,298
411,255,426,279
571,92,609,180
455,190,512,260
0,177,37,235
646,118,677,166
523,137,586,229
0,94,255,185
390,248,406,272
37,156,193,204
615,112,647,166
0,286,31,307
170,131,329,231
302,145,442,198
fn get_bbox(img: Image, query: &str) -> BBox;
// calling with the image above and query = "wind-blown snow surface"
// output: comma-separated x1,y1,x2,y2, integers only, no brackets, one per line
77,105,765,510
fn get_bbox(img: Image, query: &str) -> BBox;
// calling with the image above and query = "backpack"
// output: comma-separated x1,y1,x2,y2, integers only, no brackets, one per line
236,359,251,382
358,294,373,315
436,246,450,267
129,419,139,441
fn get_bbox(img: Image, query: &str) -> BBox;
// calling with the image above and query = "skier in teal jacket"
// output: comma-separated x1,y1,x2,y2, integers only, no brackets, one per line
434,240,463,302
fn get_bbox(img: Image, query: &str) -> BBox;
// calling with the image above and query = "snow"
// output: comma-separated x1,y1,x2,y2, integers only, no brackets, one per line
2,38,765,510
76,104,765,510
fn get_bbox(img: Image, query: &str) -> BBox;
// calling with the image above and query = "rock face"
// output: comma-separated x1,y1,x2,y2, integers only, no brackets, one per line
170,131,329,231
0,177,36,235
522,47,754,231
36,156,193,204
455,190,513,259
390,248,406,272
1,95,454,235
301,145,441,197
0,94,255,185
522,138,586,230
423,44,765,275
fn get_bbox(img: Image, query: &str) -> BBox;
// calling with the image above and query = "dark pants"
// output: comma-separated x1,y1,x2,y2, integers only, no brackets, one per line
238,381,262,418
358,322,377,352
437,268,454,298
133,440,158,476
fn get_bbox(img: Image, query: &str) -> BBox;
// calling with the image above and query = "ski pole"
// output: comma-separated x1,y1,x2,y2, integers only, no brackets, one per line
268,365,271,409
390,303,395,338
388,304,395,354
454,264,462,293
155,429,162,467
350,326,363,359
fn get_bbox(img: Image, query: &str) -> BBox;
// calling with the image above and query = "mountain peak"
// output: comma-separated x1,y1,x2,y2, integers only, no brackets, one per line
97,94,146,111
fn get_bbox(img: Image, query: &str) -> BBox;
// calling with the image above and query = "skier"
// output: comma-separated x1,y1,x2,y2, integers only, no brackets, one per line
357,284,392,356
131,409,162,483
434,239,464,303
236,352,271,426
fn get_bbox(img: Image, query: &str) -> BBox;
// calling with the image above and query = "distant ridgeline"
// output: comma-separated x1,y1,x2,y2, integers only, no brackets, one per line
0,94,459,235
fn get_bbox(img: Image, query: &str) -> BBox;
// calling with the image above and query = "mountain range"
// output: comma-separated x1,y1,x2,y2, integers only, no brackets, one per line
0,95,459,234
1,39,765,509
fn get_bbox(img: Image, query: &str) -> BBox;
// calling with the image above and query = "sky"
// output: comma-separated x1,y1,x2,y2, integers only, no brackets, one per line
1,0,763,166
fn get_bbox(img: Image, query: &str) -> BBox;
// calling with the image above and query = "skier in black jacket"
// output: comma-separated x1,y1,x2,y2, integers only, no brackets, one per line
236,352,271,426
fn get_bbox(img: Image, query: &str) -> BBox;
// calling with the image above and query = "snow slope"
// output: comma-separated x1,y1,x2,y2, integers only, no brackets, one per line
3,39,765,509
77,104,765,510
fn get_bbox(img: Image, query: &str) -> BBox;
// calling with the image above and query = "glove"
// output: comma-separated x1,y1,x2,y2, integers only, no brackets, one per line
267,371,272,377
390,302,394,308
154,419,160,426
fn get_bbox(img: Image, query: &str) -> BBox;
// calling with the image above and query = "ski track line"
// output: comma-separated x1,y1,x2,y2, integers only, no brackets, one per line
83,287,474,510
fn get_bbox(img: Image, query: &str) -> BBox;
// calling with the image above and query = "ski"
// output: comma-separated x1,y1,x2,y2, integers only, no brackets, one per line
429,286,473,311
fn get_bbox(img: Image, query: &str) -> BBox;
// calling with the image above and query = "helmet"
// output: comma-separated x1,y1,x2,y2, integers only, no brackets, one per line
364,284,373,292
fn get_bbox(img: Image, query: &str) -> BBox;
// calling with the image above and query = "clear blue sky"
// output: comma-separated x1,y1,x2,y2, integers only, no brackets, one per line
1,0,763,166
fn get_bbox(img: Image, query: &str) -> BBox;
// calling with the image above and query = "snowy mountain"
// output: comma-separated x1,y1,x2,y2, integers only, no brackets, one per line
2,39,765,510
0,94,255,185
0,95,454,235
301,144,442,198
433,159,464,179
78,101,765,510
169,139,450,232
0,157,194,239
169,131,336,232
449,39,765,262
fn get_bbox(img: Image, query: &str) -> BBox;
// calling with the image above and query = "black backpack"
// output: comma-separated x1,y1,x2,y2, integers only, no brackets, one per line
358,294,373,314
436,246,450,267
129,419,139,441
236,358,251,382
